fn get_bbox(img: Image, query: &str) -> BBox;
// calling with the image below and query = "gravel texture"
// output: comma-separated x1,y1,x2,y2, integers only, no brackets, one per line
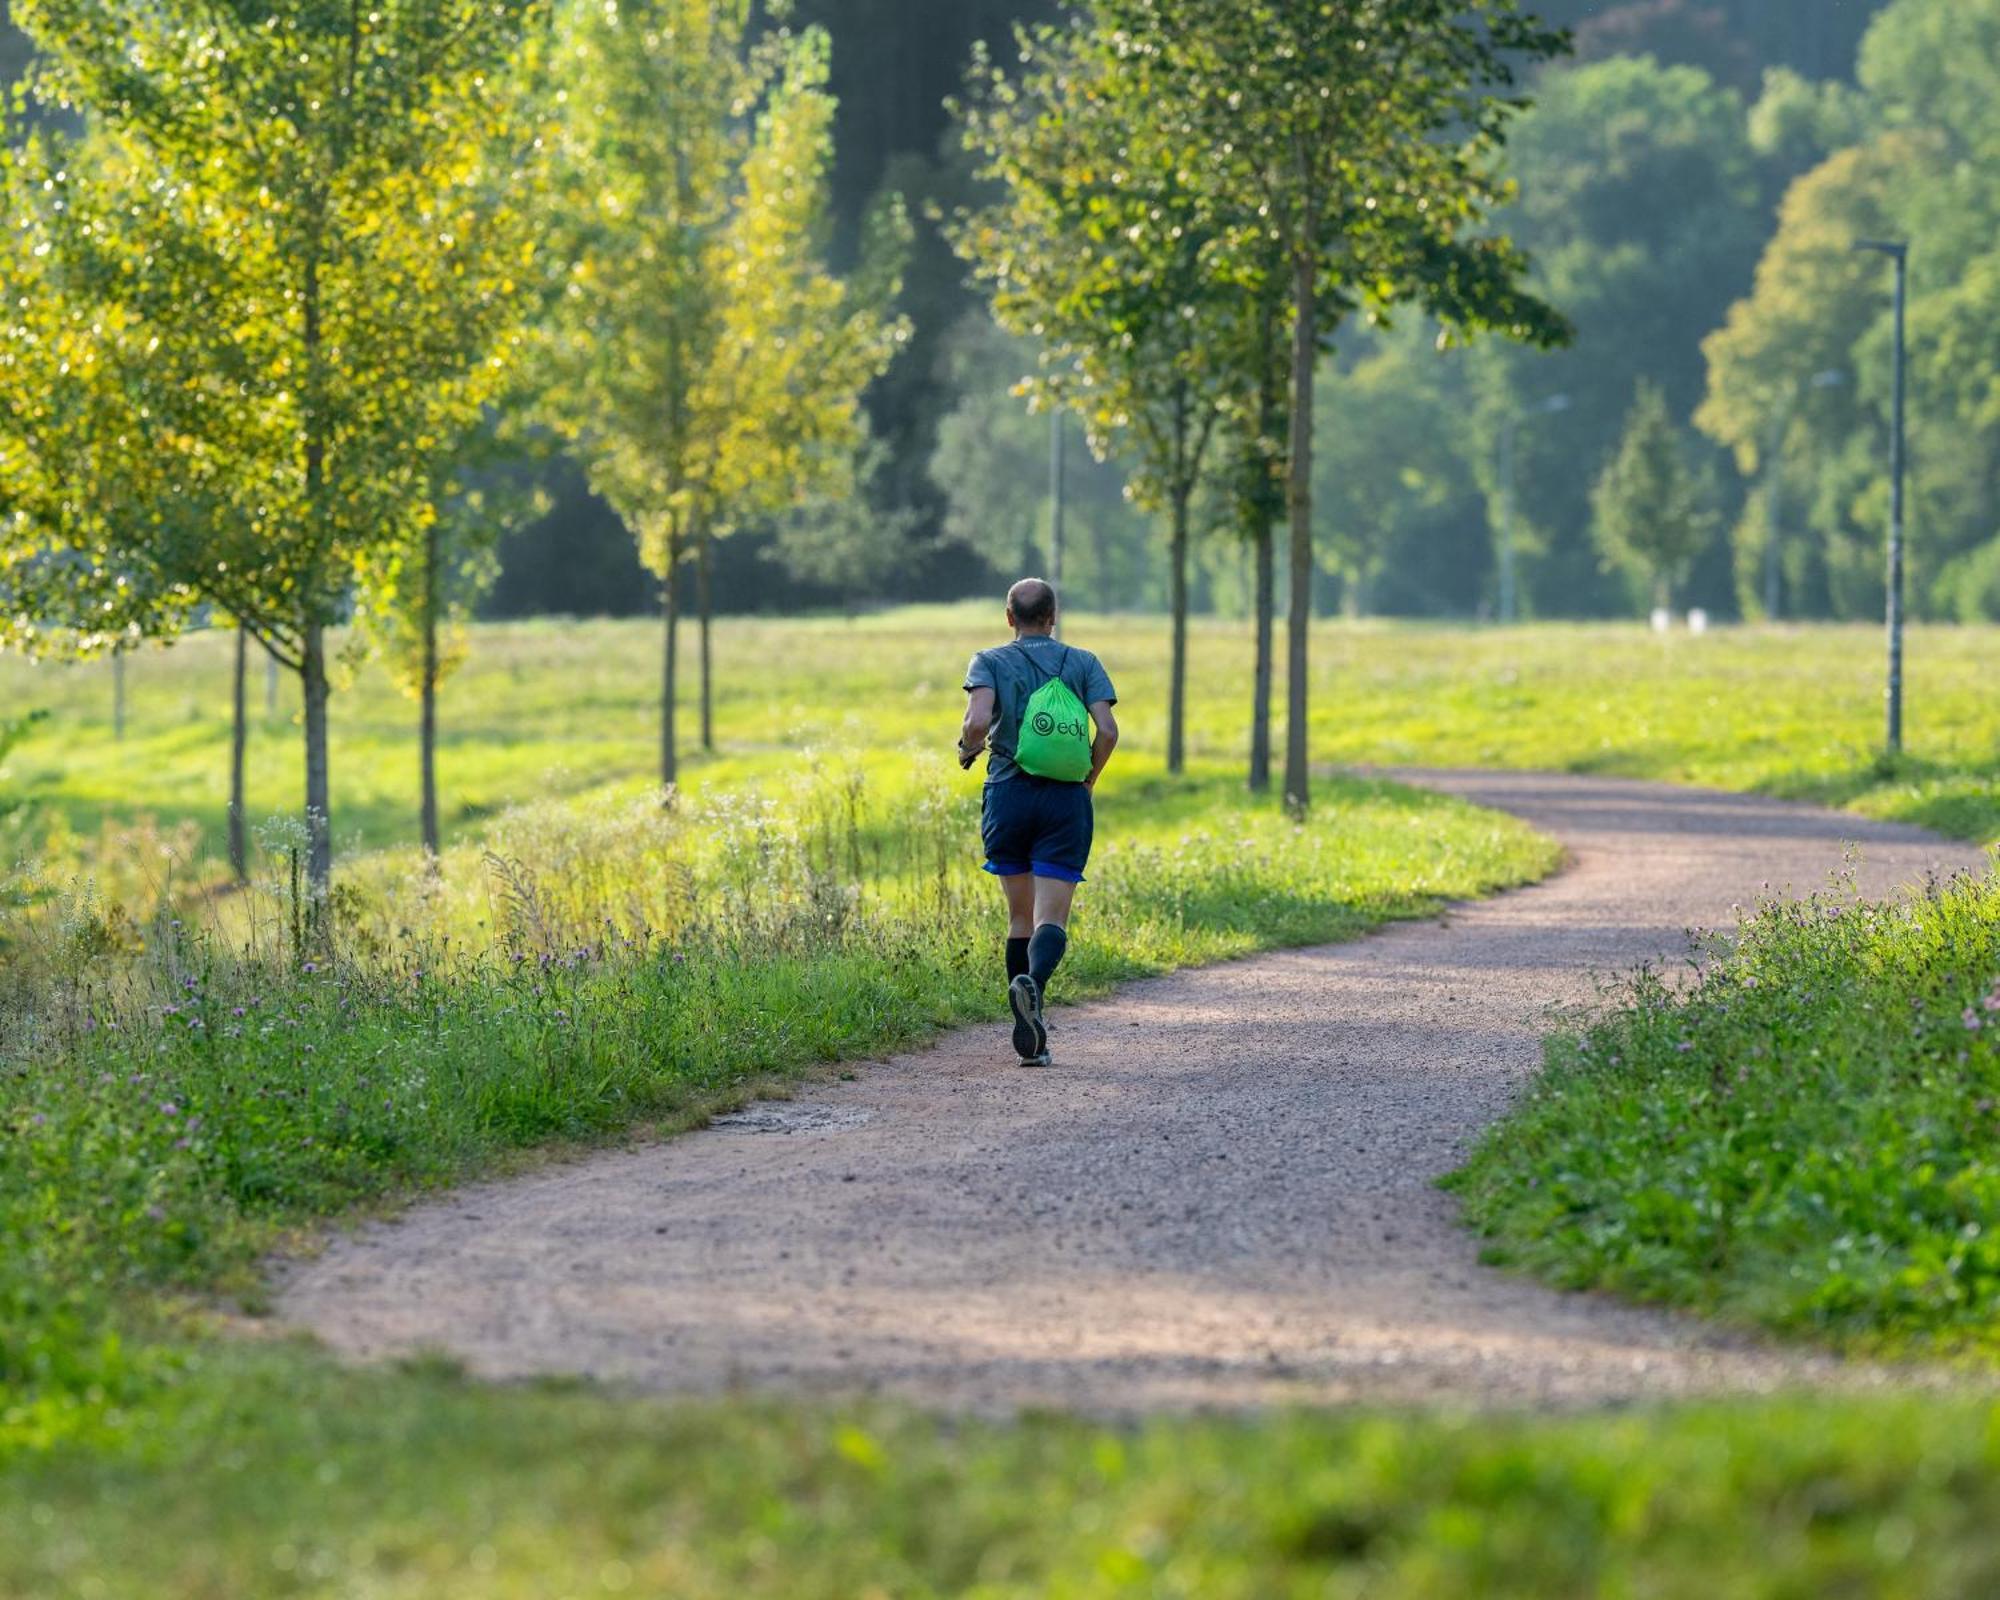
273,772,1988,1411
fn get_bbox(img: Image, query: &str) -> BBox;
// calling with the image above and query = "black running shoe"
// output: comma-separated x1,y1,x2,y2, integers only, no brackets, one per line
1008,974,1047,1061
1019,1049,1052,1069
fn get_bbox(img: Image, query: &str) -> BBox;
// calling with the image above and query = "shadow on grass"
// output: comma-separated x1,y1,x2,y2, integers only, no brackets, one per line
1754,751,2000,844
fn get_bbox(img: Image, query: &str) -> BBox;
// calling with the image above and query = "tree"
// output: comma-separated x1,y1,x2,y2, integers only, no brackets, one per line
928,317,1159,609
767,431,917,612
1314,332,1487,618
1700,0,2000,623
1229,258,1289,794
1091,0,1569,810
543,6,905,781
954,21,1244,775
1469,54,1764,619
1696,139,1901,617
360,463,544,855
1591,381,1718,609
0,1,551,891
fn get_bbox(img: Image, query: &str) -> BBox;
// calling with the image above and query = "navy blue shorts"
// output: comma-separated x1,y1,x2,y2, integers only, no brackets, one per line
981,776,1094,884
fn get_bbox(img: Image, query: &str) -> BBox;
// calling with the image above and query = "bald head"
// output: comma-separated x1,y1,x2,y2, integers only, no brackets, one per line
1006,577,1057,632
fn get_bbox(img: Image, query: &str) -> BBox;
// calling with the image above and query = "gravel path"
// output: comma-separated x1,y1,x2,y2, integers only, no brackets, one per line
274,772,1987,1411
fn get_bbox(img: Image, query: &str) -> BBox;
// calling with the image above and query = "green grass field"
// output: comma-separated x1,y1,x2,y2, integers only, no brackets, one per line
7,610,1997,867
5,608,1999,1597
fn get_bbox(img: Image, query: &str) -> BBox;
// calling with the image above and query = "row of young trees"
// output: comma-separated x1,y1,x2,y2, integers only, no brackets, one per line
950,1,1571,808
0,0,904,887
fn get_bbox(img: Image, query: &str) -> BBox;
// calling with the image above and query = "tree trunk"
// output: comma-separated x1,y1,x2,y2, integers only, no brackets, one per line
1247,283,1283,796
301,621,332,894
419,520,441,858
298,241,332,895
228,625,249,883
660,537,681,788
1282,239,1318,815
1167,486,1191,775
696,519,714,752
1249,511,1275,793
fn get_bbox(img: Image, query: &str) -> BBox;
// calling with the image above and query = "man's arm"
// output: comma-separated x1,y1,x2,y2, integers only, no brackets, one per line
1085,700,1119,789
959,686,996,769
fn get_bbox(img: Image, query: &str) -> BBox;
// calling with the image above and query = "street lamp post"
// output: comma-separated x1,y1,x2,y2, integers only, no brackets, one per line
1854,239,1909,755
1048,409,1067,637
1496,392,1571,625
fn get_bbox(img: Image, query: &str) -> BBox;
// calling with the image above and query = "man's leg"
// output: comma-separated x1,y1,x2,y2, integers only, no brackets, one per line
1001,872,1034,981
996,869,1046,1060
1028,875,1078,992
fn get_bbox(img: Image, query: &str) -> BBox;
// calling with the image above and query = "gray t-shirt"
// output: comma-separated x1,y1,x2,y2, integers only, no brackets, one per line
964,634,1117,785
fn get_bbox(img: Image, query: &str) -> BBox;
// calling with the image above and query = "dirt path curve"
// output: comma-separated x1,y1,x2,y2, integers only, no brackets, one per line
275,772,1987,1411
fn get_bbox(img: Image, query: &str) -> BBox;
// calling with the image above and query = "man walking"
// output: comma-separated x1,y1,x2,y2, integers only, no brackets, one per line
957,577,1119,1066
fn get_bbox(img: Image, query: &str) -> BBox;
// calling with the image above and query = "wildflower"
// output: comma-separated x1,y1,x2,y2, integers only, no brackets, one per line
231,1006,246,1018
302,961,318,974
1675,1040,1694,1053
160,1101,178,1116
1965,1008,1984,1032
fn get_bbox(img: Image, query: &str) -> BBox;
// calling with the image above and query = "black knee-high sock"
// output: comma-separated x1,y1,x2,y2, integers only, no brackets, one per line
1028,924,1068,991
1006,936,1030,982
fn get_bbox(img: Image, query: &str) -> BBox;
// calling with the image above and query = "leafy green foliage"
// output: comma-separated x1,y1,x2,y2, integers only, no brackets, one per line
0,0,555,881
1472,54,1762,615
1590,380,1720,608
929,318,1161,611
1451,869,2000,1352
1702,0,2000,623
538,1,908,775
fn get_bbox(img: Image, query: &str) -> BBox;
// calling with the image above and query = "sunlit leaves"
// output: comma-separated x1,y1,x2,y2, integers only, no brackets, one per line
537,2,906,582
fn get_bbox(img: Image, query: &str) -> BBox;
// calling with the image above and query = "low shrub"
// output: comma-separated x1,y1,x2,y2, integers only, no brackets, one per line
1449,865,2000,1353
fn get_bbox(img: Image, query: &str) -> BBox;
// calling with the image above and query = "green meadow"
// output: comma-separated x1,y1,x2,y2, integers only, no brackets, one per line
7,610,1997,869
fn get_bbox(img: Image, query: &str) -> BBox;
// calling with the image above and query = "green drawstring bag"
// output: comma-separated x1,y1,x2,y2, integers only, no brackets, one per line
1013,644,1093,782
